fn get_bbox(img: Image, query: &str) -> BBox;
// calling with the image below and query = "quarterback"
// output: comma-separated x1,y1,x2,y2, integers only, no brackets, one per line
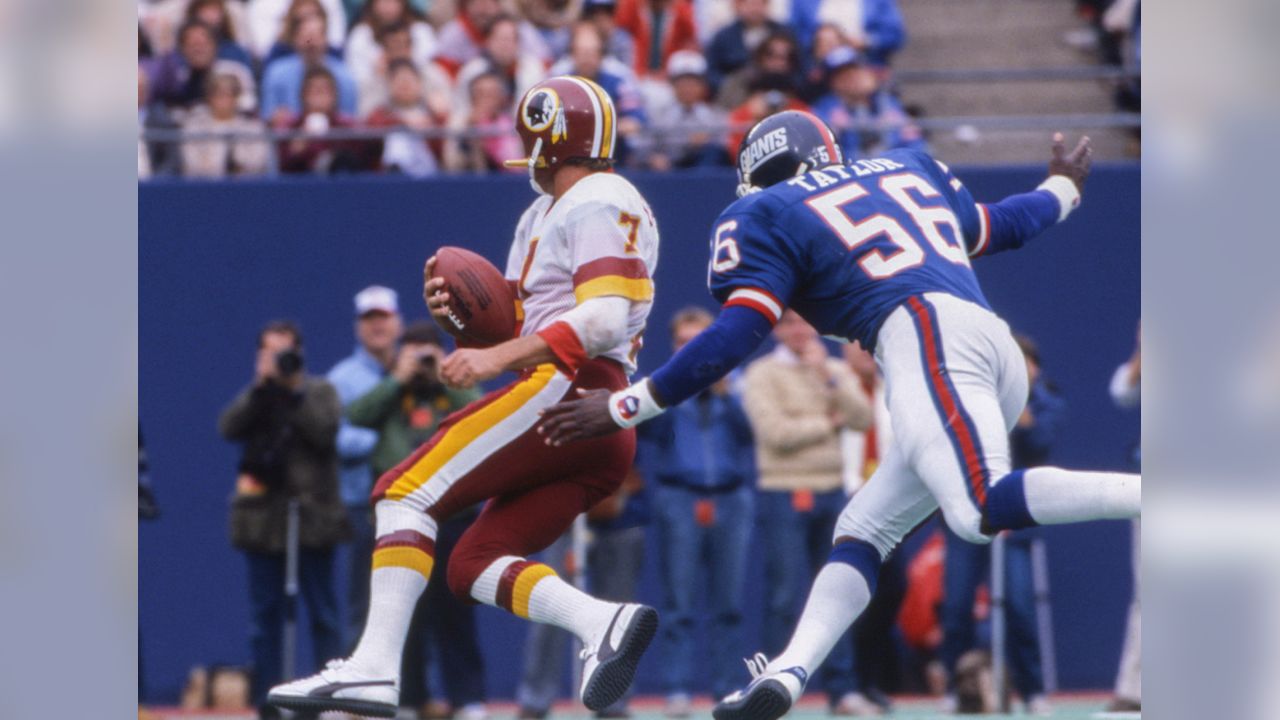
269,76,661,718
541,111,1141,720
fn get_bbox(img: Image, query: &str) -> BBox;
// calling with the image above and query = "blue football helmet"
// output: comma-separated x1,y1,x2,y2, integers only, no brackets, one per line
735,110,844,197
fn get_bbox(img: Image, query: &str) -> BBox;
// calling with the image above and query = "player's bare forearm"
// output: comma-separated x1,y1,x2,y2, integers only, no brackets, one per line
441,335,555,388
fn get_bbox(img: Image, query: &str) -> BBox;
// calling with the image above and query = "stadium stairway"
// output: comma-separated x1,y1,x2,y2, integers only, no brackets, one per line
895,0,1137,163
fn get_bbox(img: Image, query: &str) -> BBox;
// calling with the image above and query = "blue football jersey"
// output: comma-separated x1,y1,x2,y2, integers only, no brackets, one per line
708,148,991,350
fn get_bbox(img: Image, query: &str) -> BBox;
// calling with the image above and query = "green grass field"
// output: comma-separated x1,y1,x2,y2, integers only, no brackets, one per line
148,694,1140,720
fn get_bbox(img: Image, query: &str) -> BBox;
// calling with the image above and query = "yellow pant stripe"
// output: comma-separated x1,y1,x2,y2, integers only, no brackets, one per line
385,364,558,500
372,546,435,579
512,564,558,619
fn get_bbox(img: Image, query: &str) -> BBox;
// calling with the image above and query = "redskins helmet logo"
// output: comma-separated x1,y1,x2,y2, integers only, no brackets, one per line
521,89,560,133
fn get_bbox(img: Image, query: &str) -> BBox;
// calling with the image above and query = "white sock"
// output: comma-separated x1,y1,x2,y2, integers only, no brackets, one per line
767,562,871,676
348,501,436,679
1022,467,1141,524
526,574,618,644
471,556,616,643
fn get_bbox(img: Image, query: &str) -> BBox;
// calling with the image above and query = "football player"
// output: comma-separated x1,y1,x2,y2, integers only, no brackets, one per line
269,76,662,718
540,110,1141,720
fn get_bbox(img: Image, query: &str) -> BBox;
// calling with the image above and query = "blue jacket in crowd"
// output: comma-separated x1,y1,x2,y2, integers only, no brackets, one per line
1011,379,1066,469
636,390,755,492
789,0,906,65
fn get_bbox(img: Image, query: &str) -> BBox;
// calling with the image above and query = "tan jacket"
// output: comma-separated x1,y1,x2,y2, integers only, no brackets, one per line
742,347,874,493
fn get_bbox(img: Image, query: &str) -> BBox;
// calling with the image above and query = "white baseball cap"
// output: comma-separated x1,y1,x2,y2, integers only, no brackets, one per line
666,50,708,79
354,285,399,316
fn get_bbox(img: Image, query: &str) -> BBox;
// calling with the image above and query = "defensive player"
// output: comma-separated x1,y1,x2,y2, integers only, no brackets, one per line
269,76,662,718
539,110,1141,720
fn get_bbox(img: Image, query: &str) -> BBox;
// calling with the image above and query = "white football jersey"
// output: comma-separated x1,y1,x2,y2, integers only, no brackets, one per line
506,172,660,375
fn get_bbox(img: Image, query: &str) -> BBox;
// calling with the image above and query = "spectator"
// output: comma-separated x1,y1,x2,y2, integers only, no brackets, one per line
788,0,904,67
723,71,809,158
647,50,729,170
520,0,578,60
345,321,489,720
345,0,439,90
443,71,524,173
839,341,905,713
435,0,552,75
550,23,647,164
184,0,256,67
217,320,349,720
152,21,258,115
366,59,447,176
810,46,923,160
181,71,272,178
1107,321,1141,713
938,334,1063,716
514,474,649,720
259,0,347,66
354,20,454,119
140,0,255,57
452,15,547,129
615,0,699,79
273,65,377,174
716,28,801,110
741,310,874,715
326,286,402,647
139,64,182,178
261,13,359,121
579,0,636,67
639,307,756,717
585,471,650,717
248,0,349,59
797,22,845,103
705,0,787,93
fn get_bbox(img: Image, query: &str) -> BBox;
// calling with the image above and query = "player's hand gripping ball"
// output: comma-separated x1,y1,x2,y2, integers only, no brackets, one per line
425,247,517,347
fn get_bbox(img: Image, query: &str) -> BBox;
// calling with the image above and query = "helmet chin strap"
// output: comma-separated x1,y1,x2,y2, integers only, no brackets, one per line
527,137,546,195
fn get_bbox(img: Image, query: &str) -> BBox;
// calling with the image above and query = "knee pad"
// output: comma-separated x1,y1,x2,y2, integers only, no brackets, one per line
941,507,992,545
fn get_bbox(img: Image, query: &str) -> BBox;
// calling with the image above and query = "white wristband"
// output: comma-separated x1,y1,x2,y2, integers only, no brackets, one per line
607,379,665,429
1037,175,1082,223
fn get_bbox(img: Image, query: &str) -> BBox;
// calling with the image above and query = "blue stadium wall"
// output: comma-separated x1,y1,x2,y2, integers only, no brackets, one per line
140,165,1140,703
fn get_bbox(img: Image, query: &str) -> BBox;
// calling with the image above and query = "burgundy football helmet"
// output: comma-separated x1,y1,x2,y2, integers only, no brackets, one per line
504,75,619,194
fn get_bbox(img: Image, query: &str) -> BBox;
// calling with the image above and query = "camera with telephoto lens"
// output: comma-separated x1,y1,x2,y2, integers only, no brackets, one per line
275,348,305,376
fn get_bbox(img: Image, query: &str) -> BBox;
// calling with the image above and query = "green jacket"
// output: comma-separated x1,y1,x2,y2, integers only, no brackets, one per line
346,377,482,478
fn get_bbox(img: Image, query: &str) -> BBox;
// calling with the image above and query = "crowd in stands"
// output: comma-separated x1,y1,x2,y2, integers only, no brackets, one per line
137,0,916,178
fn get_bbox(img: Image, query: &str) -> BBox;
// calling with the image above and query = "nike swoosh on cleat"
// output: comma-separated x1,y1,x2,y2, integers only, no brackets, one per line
597,607,625,660
312,680,396,697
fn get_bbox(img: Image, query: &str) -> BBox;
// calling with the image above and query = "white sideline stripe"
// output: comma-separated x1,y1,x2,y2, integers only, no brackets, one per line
404,373,572,511
566,76,603,157
971,204,991,257
728,288,783,322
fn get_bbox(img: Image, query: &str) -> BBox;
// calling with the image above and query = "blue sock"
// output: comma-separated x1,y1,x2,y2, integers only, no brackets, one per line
982,469,1038,532
828,538,881,595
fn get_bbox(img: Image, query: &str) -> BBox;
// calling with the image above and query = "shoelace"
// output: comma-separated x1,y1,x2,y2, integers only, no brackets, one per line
579,645,597,662
321,658,349,678
743,652,770,679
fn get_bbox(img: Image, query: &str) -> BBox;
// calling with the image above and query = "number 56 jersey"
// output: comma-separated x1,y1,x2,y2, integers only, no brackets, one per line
709,148,992,351
506,172,661,375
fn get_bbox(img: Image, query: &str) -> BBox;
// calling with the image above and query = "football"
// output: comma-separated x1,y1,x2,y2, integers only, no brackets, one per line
430,246,517,347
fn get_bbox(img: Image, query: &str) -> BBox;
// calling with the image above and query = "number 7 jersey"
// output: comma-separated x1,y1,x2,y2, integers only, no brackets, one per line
709,148,992,351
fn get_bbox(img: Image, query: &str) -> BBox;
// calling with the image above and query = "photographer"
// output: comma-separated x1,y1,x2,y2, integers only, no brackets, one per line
217,320,350,720
345,321,488,719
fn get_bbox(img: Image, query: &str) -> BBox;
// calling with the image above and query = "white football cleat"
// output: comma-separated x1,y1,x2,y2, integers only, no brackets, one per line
578,603,659,711
713,653,808,720
266,658,398,718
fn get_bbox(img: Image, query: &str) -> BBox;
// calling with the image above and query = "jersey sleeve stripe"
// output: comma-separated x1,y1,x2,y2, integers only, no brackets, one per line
573,276,655,303
970,203,992,257
725,287,784,323
536,320,589,374
572,256,650,285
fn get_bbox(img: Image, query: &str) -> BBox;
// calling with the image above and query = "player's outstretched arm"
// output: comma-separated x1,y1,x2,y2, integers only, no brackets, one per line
967,133,1092,258
537,305,774,444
